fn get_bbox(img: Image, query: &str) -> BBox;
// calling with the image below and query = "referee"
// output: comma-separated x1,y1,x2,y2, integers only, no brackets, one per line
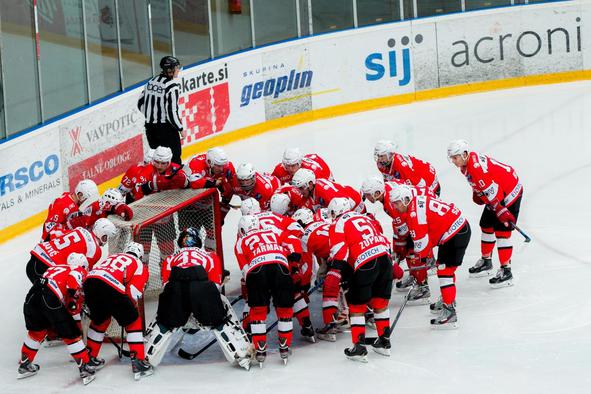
138,56,185,165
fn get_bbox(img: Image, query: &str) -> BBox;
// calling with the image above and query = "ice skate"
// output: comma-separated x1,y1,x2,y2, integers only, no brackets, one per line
316,323,337,342
395,275,414,292
407,283,430,305
87,356,105,371
469,257,493,278
430,303,458,329
430,298,456,315
77,360,96,385
131,356,154,381
300,322,316,343
279,338,290,365
370,329,391,357
255,341,266,368
489,265,513,288
344,337,368,363
17,357,39,380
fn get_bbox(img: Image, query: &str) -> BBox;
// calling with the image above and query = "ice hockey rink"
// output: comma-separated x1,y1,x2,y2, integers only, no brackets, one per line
1,79,591,393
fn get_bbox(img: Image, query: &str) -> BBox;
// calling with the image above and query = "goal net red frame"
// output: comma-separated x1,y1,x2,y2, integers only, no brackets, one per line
104,188,224,339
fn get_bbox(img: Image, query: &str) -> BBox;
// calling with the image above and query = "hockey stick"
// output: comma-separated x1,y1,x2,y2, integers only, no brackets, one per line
365,283,414,344
177,295,245,360
512,223,532,243
178,282,322,360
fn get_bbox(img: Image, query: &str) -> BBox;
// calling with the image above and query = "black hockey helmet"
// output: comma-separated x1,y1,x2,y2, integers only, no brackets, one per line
160,56,181,72
177,227,202,249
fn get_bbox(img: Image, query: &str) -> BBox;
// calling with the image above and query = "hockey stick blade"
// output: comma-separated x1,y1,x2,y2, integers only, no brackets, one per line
512,223,532,243
365,284,414,344
178,283,322,360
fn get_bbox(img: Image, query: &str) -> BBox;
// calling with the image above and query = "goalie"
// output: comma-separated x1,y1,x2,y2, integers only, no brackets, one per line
145,228,251,370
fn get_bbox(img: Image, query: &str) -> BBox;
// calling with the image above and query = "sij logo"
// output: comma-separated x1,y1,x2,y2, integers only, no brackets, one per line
365,34,423,87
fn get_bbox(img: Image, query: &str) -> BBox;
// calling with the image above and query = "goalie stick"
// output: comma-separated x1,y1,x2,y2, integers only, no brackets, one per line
364,283,414,344
178,281,323,360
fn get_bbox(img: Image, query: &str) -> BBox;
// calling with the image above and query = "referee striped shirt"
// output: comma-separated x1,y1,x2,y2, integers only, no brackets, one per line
137,74,183,131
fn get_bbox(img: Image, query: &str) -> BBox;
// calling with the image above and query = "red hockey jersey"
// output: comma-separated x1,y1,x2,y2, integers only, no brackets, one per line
32,228,103,269
161,247,223,286
272,154,333,184
310,179,364,212
87,253,149,300
378,153,439,193
42,265,86,305
186,153,236,194
230,173,281,210
42,192,79,240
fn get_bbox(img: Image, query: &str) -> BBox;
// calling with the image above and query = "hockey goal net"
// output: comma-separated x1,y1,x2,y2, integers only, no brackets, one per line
103,188,223,339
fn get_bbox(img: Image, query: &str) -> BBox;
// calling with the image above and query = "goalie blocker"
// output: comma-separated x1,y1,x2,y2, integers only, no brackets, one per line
145,228,251,370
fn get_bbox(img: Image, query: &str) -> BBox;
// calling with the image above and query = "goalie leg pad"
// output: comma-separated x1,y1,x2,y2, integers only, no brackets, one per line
213,295,252,370
145,321,178,367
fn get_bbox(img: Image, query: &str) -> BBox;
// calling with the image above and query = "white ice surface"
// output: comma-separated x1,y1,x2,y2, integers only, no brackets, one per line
2,81,591,393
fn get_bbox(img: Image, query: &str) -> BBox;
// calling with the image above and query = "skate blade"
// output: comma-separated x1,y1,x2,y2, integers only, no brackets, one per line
469,271,492,278
490,280,513,289
316,334,336,342
303,335,317,343
346,354,368,363
407,298,431,306
82,375,96,385
430,321,459,330
17,371,38,380
372,347,391,357
395,286,411,293
134,369,154,381
430,308,442,315
258,361,264,369
238,359,251,371
281,358,288,365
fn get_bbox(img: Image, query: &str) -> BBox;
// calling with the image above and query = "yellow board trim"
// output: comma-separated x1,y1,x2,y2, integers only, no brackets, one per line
2,69,591,243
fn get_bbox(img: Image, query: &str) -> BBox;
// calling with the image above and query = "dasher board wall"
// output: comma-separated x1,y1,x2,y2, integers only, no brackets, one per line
1,0,589,240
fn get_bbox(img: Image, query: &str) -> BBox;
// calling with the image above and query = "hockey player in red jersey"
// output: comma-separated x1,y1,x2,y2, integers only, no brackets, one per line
447,140,522,288
42,179,99,241
291,168,364,213
239,199,312,341
186,147,236,191
18,253,96,385
234,215,300,366
390,185,471,329
144,228,251,370
326,198,393,362
271,148,333,184
133,146,189,199
373,140,440,196
118,149,155,203
270,184,312,215
229,163,280,210
361,176,431,301
84,242,153,380
67,188,133,230
26,218,116,283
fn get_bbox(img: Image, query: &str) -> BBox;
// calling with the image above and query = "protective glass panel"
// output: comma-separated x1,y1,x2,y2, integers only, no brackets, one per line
118,0,152,87
357,0,401,26
253,0,298,46
211,0,253,57
172,0,210,66
311,0,354,34
416,0,462,18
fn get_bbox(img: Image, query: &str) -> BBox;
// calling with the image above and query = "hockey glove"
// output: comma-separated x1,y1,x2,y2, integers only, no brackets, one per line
140,182,155,196
203,179,217,188
472,191,485,205
114,203,133,220
495,206,516,227
393,239,408,260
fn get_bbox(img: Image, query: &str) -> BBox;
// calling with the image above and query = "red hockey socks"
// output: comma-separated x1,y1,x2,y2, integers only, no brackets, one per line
21,330,46,362
438,266,457,305
349,304,366,344
64,337,90,364
293,291,310,327
86,319,111,358
322,278,340,325
369,298,390,337
276,307,294,348
481,227,496,258
125,317,145,360
495,230,513,266
249,306,268,348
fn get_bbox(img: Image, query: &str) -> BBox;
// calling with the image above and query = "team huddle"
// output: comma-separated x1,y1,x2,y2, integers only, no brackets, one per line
16,138,523,383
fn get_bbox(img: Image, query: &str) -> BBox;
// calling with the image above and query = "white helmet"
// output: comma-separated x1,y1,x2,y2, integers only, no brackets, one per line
238,215,260,236
291,168,315,188
447,139,470,158
373,140,397,162
292,208,314,226
92,218,117,244
67,252,88,270
144,148,155,164
101,188,124,206
75,179,99,210
388,184,413,205
361,176,385,197
236,163,256,190
240,198,261,216
328,197,352,219
124,241,144,259
153,146,173,163
206,147,228,167
282,148,303,166
270,193,290,215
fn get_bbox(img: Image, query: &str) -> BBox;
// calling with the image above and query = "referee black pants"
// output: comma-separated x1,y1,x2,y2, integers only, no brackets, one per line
145,122,183,165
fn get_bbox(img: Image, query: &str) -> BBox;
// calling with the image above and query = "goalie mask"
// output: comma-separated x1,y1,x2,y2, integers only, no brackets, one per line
178,227,203,249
